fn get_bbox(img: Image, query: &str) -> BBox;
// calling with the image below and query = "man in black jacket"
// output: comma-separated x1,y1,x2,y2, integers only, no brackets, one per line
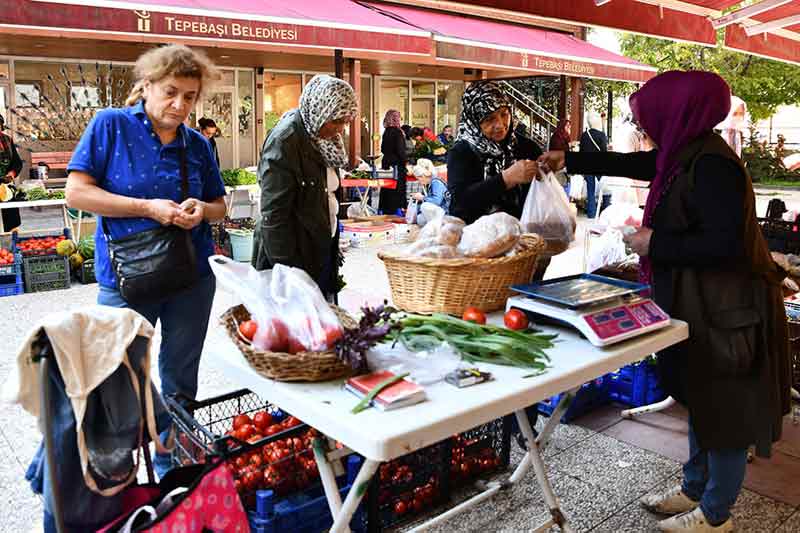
579,114,608,218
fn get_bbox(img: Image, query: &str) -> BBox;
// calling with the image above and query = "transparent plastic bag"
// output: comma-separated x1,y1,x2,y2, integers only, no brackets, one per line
521,171,576,243
209,256,342,353
406,198,419,224
586,228,631,273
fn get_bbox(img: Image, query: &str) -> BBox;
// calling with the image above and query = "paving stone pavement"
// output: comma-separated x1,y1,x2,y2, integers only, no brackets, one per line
0,209,798,532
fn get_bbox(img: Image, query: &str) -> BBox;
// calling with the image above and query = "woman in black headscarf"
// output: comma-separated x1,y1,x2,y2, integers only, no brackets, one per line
447,81,542,224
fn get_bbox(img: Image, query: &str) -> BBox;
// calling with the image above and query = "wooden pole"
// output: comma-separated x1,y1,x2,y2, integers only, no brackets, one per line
348,58,362,167
569,77,583,143
558,75,567,120
334,49,344,79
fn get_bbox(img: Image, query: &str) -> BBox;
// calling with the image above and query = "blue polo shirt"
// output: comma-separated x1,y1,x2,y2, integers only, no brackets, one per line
68,100,225,289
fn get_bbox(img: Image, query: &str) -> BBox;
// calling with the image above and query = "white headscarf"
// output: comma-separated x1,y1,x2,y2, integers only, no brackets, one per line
299,75,358,168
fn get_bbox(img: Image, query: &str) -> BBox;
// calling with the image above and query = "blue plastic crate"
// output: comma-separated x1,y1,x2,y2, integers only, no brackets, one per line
537,376,610,423
0,252,23,297
249,455,366,533
607,362,666,408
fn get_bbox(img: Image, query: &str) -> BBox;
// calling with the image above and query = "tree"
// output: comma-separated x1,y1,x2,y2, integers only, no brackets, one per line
619,33,800,121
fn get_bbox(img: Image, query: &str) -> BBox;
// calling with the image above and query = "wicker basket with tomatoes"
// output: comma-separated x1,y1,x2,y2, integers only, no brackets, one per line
221,304,358,382
166,389,330,511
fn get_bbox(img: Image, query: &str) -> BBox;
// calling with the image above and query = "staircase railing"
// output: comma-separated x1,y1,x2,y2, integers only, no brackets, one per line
498,80,558,148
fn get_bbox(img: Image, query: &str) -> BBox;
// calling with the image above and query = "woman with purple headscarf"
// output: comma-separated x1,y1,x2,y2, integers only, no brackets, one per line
540,71,791,533
380,109,408,215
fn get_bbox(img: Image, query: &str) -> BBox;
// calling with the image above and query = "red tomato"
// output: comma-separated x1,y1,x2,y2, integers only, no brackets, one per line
394,500,407,516
234,456,248,470
243,470,260,490
232,414,252,430
265,319,290,352
238,320,258,341
324,326,343,347
503,309,529,330
283,416,302,428
235,424,255,441
252,411,272,432
462,307,486,325
249,454,263,467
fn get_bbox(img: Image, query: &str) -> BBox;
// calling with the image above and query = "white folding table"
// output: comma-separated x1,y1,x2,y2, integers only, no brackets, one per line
207,316,688,532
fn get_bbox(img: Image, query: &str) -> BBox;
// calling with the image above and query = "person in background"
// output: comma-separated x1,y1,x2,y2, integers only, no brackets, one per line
548,119,572,195
447,80,541,225
717,96,747,158
197,117,220,168
438,124,454,146
0,114,22,231
65,44,226,482
252,74,356,299
379,109,408,216
411,158,449,225
401,124,415,159
579,113,609,218
539,70,791,533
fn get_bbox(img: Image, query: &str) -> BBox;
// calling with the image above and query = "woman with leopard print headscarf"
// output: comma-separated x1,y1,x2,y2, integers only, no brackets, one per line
447,81,542,225
253,74,357,298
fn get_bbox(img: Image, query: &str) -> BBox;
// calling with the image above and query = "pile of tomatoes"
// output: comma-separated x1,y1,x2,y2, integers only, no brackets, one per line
449,435,502,485
0,248,17,266
224,411,320,507
15,235,66,256
377,460,441,519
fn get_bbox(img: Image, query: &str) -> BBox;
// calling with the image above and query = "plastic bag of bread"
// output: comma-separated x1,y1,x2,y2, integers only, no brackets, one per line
404,237,462,258
416,215,465,246
521,171,576,244
458,212,521,258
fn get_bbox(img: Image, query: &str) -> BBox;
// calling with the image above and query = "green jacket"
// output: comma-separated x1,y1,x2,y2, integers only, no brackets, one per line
252,110,334,290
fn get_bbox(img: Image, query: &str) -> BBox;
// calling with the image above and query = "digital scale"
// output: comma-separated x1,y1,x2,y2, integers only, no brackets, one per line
506,274,671,347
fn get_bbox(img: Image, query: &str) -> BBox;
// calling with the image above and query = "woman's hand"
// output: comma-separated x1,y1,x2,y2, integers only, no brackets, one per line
502,159,538,189
173,198,205,230
623,227,653,257
146,198,182,226
412,192,424,202
538,151,566,173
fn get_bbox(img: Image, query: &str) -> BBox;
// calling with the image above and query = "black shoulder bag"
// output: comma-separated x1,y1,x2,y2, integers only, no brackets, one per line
103,141,199,305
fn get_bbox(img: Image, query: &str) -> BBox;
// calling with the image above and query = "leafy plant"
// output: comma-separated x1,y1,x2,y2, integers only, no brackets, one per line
221,168,257,187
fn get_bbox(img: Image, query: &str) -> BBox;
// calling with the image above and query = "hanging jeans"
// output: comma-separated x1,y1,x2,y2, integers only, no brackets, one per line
28,337,154,533
97,274,216,478
681,420,748,526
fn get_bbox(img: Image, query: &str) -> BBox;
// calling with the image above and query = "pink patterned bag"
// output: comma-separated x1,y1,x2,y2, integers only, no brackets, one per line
97,461,249,533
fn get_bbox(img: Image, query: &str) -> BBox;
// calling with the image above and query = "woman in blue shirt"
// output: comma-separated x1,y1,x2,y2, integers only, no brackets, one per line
65,44,226,478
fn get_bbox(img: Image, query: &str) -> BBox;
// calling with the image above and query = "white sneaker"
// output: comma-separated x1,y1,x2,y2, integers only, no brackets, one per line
640,485,700,515
658,508,734,532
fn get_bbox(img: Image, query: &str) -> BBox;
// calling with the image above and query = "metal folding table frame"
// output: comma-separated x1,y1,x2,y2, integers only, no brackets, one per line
207,316,688,533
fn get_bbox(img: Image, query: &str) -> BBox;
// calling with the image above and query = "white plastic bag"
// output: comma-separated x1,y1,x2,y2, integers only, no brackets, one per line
598,203,643,228
569,175,586,202
406,199,419,224
521,172,576,243
587,228,630,273
208,256,343,353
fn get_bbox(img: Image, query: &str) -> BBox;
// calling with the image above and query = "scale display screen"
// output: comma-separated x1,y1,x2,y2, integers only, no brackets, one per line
511,274,649,309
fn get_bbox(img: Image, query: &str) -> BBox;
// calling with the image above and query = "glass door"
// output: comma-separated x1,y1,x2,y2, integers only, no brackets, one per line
200,88,234,170
0,83,9,127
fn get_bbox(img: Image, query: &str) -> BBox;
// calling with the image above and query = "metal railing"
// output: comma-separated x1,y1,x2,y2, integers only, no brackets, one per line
499,80,558,148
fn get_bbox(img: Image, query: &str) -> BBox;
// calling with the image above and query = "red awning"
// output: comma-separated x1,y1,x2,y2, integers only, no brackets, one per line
364,2,657,83
446,0,718,46
446,0,800,66
0,0,433,57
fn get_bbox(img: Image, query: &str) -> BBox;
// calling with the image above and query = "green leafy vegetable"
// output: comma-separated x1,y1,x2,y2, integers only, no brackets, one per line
388,313,555,374
221,168,257,187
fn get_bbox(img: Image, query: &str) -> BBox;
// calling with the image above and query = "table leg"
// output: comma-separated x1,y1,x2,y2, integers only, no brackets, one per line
412,389,580,532
312,438,347,531
329,457,379,533
620,396,676,419
514,404,576,533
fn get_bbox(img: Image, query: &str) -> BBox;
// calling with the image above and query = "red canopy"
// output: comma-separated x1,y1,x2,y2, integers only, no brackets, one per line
448,0,800,65
364,2,657,83
1,0,432,57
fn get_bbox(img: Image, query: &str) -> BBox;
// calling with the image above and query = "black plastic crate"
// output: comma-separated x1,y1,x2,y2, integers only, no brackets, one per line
367,440,450,532
74,259,96,284
449,416,512,489
23,254,70,293
165,389,326,510
758,217,800,254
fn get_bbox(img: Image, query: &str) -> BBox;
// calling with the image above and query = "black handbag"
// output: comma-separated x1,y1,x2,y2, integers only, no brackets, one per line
103,145,198,304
